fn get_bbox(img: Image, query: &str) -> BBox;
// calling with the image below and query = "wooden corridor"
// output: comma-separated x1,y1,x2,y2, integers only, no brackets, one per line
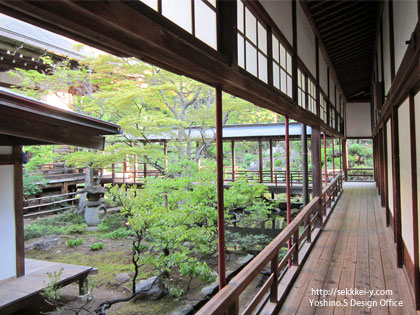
280,182,418,315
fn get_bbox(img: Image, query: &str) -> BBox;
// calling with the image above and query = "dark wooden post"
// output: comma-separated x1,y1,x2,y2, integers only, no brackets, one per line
231,140,235,182
342,139,348,181
270,139,274,183
163,141,168,171
301,124,309,205
286,117,291,266
111,163,115,184
311,126,323,228
258,139,263,183
215,86,226,290
14,146,24,277
391,107,403,267
332,137,335,177
339,138,342,173
323,133,328,186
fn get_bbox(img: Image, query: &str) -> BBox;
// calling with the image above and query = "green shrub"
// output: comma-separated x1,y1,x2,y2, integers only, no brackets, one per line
103,227,135,240
90,242,104,251
24,211,86,240
98,213,126,232
67,238,83,247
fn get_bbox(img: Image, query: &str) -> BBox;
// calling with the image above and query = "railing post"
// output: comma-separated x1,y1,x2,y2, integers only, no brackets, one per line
293,230,299,265
270,253,279,302
307,214,312,243
227,300,239,315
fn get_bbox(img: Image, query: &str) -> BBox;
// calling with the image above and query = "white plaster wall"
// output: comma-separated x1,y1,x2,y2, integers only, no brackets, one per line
296,3,316,76
0,146,16,280
383,1,392,95
398,98,414,261
387,119,394,215
319,52,328,94
377,39,382,81
415,91,420,267
260,0,293,46
393,0,418,71
345,102,372,137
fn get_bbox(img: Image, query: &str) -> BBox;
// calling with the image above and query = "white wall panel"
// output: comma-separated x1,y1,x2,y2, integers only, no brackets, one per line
383,1,392,94
0,146,16,280
393,0,418,71
387,119,394,215
376,39,382,81
162,0,192,33
319,51,328,93
398,98,414,261
346,102,372,137
415,91,420,267
329,73,335,104
296,3,316,76
260,0,293,45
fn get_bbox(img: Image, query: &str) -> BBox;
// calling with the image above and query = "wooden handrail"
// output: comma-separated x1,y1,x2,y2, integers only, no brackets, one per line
198,174,343,315
197,196,320,315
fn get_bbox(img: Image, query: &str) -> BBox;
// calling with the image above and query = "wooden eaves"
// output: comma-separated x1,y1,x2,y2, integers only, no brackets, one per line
0,88,121,149
0,0,343,139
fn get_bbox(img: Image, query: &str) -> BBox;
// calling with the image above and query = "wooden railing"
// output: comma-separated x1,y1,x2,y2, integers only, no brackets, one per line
223,169,313,186
347,167,374,182
23,191,82,217
197,174,343,315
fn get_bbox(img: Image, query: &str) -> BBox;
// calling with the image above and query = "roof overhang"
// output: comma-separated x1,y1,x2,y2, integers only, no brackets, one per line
0,88,121,149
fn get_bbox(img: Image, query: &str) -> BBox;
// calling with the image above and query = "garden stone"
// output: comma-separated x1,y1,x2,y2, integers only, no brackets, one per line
25,235,62,251
199,281,219,298
170,304,194,315
86,226,100,232
115,272,130,283
134,276,166,300
237,254,254,265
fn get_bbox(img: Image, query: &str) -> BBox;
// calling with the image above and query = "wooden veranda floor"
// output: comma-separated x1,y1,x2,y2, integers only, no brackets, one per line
280,182,418,315
0,259,93,314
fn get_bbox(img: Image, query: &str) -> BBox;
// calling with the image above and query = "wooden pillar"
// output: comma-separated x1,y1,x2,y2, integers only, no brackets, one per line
231,140,235,182
163,141,168,171
323,133,328,186
311,126,323,229
339,138,342,173
258,139,263,183
215,86,226,290
301,124,309,205
285,117,291,265
14,146,24,277
342,139,348,181
332,137,335,177
269,139,274,183
391,107,403,267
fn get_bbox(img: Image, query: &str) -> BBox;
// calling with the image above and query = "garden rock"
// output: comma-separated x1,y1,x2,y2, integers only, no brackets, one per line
134,276,166,300
25,235,62,251
170,304,194,315
199,281,219,298
237,254,254,265
115,272,131,283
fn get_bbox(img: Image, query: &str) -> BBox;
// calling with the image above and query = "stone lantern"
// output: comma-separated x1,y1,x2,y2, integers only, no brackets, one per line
83,185,106,226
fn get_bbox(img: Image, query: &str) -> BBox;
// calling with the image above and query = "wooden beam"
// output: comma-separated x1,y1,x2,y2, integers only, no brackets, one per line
388,0,396,80
342,139,348,181
301,124,309,205
269,139,274,183
311,126,322,198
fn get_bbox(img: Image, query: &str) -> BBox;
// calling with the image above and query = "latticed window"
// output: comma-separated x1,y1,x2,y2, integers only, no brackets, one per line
320,93,327,123
308,78,316,114
272,34,292,97
237,0,268,83
139,0,217,49
297,69,306,108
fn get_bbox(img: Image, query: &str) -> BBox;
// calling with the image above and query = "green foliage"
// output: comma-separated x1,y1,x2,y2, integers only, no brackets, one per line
41,267,64,305
102,228,135,240
90,242,104,251
226,232,271,251
24,211,86,240
98,213,127,232
67,238,83,247
23,172,48,197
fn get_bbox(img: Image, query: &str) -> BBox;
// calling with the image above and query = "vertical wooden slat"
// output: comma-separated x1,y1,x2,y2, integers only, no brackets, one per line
342,139,348,181
323,133,328,186
215,86,226,290
332,137,335,177
286,117,291,266
311,126,323,228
